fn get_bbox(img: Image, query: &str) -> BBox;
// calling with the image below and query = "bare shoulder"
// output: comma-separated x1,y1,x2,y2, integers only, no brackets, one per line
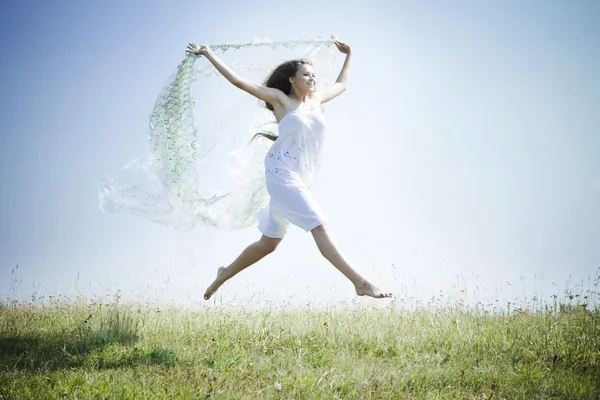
309,91,323,104
273,94,323,122
311,90,328,105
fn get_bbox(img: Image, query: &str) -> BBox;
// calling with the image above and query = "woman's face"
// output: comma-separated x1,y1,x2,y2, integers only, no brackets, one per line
291,64,316,92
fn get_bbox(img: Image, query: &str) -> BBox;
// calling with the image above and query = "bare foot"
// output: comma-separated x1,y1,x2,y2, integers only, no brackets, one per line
355,280,393,299
204,267,226,300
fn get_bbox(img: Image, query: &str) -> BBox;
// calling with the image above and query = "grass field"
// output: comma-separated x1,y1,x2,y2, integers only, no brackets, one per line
1,281,599,399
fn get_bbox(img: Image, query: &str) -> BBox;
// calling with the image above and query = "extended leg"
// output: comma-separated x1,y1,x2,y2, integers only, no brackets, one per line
204,235,282,300
311,224,392,299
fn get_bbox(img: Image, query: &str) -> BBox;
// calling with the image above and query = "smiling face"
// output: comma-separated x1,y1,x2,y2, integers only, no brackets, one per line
290,64,317,93
263,59,314,111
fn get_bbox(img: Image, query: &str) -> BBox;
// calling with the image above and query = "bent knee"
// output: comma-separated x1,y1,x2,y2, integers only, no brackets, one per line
258,236,281,254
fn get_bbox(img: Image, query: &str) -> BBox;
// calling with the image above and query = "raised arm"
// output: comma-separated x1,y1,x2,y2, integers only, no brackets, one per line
186,43,286,107
319,35,352,104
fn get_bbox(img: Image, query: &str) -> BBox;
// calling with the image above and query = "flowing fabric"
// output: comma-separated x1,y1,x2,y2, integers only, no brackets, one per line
99,37,339,231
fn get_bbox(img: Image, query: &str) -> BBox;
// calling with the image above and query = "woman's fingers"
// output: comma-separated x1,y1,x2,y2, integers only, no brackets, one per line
331,34,346,48
186,42,205,55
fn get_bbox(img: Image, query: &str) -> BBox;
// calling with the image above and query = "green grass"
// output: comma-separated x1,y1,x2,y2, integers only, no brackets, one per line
1,293,599,400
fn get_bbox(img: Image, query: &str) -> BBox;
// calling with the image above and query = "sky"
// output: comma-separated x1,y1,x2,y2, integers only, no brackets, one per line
1,0,599,309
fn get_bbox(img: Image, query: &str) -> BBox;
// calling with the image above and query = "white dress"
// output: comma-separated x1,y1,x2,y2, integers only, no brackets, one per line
257,108,327,238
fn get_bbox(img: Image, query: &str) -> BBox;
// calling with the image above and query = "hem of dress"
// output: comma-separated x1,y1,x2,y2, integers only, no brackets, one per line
304,219,326,232
257,225,287,239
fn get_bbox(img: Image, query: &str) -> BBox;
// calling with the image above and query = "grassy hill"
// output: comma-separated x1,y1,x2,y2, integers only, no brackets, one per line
1,293,598,399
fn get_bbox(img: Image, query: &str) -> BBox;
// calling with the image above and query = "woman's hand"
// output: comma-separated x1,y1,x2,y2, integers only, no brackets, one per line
186,42,212,57
331,35,351,55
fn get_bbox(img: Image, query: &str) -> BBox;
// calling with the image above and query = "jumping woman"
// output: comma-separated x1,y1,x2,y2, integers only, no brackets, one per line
186,35,392,300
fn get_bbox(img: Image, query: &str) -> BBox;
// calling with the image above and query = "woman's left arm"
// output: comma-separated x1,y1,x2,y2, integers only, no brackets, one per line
319,35,352,104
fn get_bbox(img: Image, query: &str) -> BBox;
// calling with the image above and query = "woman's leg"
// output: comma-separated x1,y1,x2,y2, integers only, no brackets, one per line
204,235,282,300
311,224,392,298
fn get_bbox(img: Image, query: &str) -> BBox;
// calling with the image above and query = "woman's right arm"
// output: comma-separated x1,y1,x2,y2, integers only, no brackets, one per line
187,43,285,107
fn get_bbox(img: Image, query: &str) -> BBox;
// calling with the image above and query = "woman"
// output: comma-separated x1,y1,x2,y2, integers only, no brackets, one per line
186,35,392,300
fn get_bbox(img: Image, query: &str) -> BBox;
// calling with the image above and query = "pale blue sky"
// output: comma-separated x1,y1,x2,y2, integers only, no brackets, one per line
1,0,599,308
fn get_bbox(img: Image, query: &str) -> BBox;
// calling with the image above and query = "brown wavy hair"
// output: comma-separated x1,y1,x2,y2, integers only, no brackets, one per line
253,58,313,142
